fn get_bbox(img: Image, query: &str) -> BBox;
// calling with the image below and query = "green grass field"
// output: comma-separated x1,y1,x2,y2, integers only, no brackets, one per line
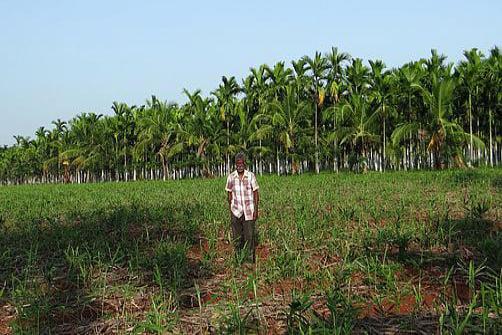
0,169,501,334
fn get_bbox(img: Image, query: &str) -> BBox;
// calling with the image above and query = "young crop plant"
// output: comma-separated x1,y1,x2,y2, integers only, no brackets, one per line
0,168,500,333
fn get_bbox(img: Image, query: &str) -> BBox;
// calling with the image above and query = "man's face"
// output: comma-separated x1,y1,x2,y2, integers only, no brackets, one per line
236,159,245,173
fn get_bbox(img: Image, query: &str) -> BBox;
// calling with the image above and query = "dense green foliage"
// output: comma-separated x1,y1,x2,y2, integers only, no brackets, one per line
1,47,501,184
0,169,500,332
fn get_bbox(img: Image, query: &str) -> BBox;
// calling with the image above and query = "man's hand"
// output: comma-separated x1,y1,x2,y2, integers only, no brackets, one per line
253,209,259,221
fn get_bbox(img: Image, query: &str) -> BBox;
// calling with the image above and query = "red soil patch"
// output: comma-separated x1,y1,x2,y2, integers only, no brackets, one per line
307,251,341,272
0,303,15,335
350,271,366,287
127,224,143,240
452,277,472,303
310,298,332,322
356,263,443,318
179,288,222,308
187,239,208,260
359,291,438,318
202,291,221,305
188,232,272,270
187,235,233,263
262,278,304,298
256,244,271,261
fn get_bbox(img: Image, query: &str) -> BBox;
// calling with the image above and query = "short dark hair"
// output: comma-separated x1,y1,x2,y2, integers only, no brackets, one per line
235,152,246,162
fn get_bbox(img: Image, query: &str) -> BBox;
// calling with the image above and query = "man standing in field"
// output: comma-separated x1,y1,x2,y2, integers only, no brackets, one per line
225,152,260,263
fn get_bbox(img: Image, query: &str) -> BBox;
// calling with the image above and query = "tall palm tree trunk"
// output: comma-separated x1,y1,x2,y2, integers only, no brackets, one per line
124,148,128,182
469,93,473,163
161,155,167,181
259,139,263,176
333,106,338,173
315,103,319,174
382,106,386,172
226,121,230,174
276,148,280,176
489,107,493,167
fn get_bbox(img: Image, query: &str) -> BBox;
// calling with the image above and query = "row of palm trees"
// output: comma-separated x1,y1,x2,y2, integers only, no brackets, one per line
1,47,500,184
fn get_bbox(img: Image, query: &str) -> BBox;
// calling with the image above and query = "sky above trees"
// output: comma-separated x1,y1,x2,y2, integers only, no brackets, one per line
1,0,501,146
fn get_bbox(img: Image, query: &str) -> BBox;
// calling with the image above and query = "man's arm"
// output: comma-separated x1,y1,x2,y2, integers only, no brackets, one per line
226,175,233,214
227,191,232,211
253,190,259,220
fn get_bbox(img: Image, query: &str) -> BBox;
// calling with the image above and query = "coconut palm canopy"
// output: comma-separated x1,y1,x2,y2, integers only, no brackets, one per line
1,47,501,184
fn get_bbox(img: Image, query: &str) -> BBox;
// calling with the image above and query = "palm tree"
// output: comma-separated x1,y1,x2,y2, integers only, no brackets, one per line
49,118,68,182
369,59,394,171
303,52,328,173
291,58,309,102
457,48,484,165
249,65,269,103
250,64,274,174
180,93,225,177
112,101,137,181
136,101,183,180
62,113,105,182
424,49,450,81
392,75,484,168
212,76,240,174
329,93,379,172
264,86,310,174
325,47,350,171
345,58,370,95
395,61,425,169
483,47,502,166
229,99,268,174
264,62,293,100
34,127,49,181
2,45,501,184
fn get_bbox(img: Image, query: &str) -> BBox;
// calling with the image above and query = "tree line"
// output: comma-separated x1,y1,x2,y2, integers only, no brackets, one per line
1,47,501,184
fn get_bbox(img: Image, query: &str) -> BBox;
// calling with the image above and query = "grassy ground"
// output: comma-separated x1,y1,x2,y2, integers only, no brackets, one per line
0,168,501,334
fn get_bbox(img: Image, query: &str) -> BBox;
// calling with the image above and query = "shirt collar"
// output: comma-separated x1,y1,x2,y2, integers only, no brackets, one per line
233,170,250,179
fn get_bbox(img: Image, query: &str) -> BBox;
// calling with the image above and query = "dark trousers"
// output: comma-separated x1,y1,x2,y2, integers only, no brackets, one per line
231,213,257,262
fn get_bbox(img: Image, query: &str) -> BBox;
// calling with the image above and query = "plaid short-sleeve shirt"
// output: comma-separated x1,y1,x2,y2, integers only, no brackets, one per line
225,170,259,221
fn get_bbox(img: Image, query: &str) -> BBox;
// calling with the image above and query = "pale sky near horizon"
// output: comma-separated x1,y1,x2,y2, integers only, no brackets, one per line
1,0,501,146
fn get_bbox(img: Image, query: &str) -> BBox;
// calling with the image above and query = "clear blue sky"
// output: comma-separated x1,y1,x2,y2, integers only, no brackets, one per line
1,0,500,145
